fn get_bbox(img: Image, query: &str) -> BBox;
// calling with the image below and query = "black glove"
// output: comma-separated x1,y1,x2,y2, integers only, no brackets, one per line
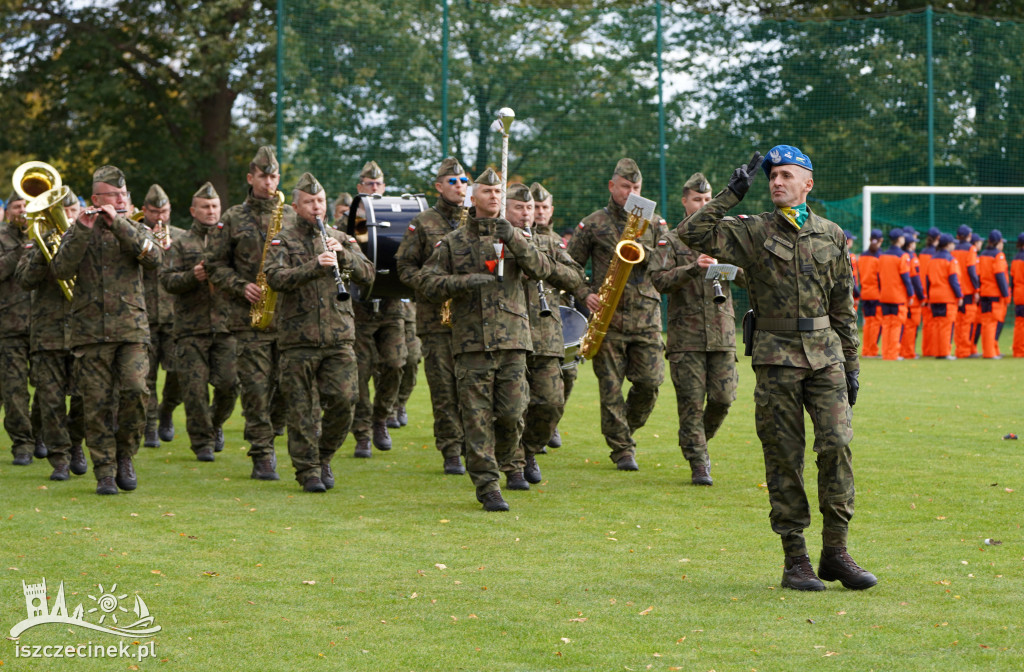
459,273,497,291
727,152,763,200
845,368,859,407
493,217,514,244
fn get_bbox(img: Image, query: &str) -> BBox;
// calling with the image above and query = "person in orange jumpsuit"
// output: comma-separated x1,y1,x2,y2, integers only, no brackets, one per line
917,227,941,356
977,230,1010,359
952,225,980,358
878,228,913,360
926,234,963,360
969,233,985,355
899,227,925,359
858,228,883,357
1011,232,1024,358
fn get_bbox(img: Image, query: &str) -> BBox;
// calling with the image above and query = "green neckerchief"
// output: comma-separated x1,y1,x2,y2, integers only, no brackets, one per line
779,202,809,230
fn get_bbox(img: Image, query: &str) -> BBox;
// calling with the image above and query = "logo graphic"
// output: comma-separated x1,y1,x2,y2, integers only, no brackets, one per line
768,148,781,164
10,578,161,638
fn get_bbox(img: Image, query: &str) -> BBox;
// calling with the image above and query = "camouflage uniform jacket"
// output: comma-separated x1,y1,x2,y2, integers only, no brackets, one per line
264,217,374,349
567,197,669,335
0,222,32,339
395,196,465,335
205,190,297,334
523,224,585,358
160,221,234,338
678,189,859,372
143,224,186,326
14,242,72,353
51,216,160,348
420,216,553,355
650,225,737,354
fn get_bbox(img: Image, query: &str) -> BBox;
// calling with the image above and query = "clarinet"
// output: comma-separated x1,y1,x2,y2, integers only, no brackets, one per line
526,226,553,317
315,216,350,301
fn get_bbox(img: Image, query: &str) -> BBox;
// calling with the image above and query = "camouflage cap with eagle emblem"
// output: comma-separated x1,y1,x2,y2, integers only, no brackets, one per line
93,165,126,188
193,181,219,200
61,188,79,208
529,182,552,203
250,145,280,175
360,160,384,180
334,192,353,208
683,172,711,194
435,157,465,181
612,158,641,183
474,167,501,186
295,172,324,195
144,184,170,208
506,183,533,202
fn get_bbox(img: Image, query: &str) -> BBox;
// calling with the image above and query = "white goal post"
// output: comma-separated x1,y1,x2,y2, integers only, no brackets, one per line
861,185,1024,251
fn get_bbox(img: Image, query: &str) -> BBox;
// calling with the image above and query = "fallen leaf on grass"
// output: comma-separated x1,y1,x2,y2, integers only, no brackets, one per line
435,563,447,570
202,571,219,577
561,637,571,643
569,617,588,623
638,606,654,616
302,580,316,585
151,570,162,575
162,512,175,517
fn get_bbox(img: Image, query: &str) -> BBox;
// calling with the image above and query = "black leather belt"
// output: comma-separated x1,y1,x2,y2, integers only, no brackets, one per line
755,316,831,332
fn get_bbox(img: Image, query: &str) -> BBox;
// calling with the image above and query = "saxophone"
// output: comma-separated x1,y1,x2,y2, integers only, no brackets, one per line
439,205,468,328
249,190,285,330
578,196,653,359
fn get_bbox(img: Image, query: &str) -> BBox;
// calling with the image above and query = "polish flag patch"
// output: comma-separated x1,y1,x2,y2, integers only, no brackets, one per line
657,239,668,246
408,224,416,232
434,240,442,248
738,215,750,220
217,222,225,229
24,242,34,249
559,242,567,249
522,229,532,238
577,221,585,230
348,237,356,244
270,239,282,246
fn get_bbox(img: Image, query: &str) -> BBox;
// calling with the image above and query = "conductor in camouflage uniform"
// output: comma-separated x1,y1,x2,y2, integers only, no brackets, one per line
420,168,553,511
140,184,184,447
160,183,239,464
52,165,162,495
650,172,739,486
678,146,876,592
503,183,584,488
15,188,87,481
567,158,668,471
265,172,374,492
395,157,468,475
205,145,292,480
1,192,37,465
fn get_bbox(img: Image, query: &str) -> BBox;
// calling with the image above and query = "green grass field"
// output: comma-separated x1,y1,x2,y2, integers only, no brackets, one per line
2,332,1023,671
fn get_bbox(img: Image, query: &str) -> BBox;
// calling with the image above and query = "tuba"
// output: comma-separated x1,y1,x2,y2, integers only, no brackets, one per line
13,161,61,201
249,190,286,330
578,193,656,360
25,185,75,301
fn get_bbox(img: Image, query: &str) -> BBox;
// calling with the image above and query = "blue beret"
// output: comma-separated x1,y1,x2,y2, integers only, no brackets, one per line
870,228,883,240
938,233,954,246
988,229,1002,243
843,229,857,240
957,224,972,237
762,145,813,177
888,228,904,240
928,227,941,238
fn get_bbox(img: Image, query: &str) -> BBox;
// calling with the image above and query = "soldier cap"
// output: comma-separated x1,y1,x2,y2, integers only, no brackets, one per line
250,145,280,175
762,145,813,177
93,165,126,188
957,224,972,237
360,160,384,180
475,167,501,186
61,188,78,208
335,192,353,208
938,233,955,246
530,182,552,203
294,172,324,195
435,158,465,181
988,229,1003,243
682,172,711,194
7,191,24,204
144,184,170,208
612,158,641,183
193,181,219,200
506,183,533,202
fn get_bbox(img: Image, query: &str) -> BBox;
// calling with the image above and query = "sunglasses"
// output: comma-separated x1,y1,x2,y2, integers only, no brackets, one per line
447,177,469,185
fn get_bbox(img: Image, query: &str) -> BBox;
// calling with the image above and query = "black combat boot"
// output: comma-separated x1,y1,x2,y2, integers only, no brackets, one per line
443,455,465,475
372,422,392,451
214,427,225,452
818,546,878,590
690,461,713,486
158,406,175,442
477,490,509,512
144,424,160,448
386,414,401,429
354,437,372,458
34,438,48,459
115,455,137,491
251,458,279,481
616,455,639,471
96,476,118,495
506,471,530,491
396,405,408,427
523,455,542,484
781,554,826,591
12,452,32,466
50,463,70,481
69,444,87,475
547,427,562,448
302,474,327,493
196,446,215,462
320,461,335,490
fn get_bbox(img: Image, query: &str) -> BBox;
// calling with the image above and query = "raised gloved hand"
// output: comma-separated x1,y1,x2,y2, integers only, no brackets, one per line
727,152,763,200
493,217,514,244
845,368,859,407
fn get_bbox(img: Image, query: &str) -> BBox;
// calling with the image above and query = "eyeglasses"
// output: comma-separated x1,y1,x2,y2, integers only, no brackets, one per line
447,177,469,185
361,180,384,188
95,190,130,201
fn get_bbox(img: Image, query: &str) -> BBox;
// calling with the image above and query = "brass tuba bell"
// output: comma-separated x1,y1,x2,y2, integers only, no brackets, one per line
12,161,62,201
25,185,75,301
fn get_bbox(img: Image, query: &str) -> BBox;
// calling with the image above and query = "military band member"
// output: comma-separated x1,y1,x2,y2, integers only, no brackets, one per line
390,300,421,429
264,172,374,492
0,192,37,465
504,183,584,487
15,188,87,481
566,158,668,471
650,172,738,486
333,192,352,227
395,158,469,474
420,167,554,511
350,160,406,456
160,183,239,463
205,146,292,479
679,147,875,592
140,184,184,446
51,165,162,495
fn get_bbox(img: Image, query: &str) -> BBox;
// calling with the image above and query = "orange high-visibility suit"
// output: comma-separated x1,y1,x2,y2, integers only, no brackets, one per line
1012,250,1024,357
900,250,925,359
858,250,881,357
917,244,936,356
926,251,963,359
878,244,912,360
978,247,1010,359
952,241,980,358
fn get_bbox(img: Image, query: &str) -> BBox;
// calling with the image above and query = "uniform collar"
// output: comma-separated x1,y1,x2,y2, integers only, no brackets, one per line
245,189,280,215
606,196,627,222
435,196,462,221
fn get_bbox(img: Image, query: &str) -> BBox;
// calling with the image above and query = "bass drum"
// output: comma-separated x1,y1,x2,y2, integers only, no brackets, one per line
346,193,428,300
560,305,588,370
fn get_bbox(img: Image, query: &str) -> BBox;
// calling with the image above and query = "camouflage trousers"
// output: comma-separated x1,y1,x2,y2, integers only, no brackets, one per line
516,354,565,464
421,332,464,459
0,335,33,457
145,323,183,429
30,350,85,468
235,331,285,461
455,350,528,495
353,321,406,439
753,363,855,558
591,332,665,463
396,318,422,408
669,351,738,468
177,334,238,454
279,344,358,485
73,342,149,480
561,362,578,404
